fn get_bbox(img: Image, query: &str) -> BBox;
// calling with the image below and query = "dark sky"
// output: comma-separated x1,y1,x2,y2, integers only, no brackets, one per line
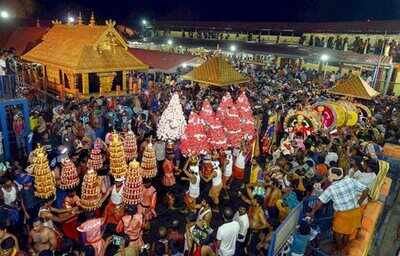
26,0,400,25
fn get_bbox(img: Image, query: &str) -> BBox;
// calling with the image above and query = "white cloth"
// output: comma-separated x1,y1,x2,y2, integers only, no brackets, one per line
197,207,212,222
1,186,16,206
38,207,55,230
188,173,200,199
235,152,246,169
0,59,6,76
111,184,124,205
324,152,338,166
233,212,249,242
212,161,222,186
189,164,199,174
216,221,240,256
153,141,166,161
224,151,233,177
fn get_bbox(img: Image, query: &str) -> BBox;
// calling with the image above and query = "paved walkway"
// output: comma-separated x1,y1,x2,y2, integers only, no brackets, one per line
371,181,400,256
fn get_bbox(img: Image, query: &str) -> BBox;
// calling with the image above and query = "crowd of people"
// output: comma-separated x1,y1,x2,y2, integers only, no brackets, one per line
0,59,399,256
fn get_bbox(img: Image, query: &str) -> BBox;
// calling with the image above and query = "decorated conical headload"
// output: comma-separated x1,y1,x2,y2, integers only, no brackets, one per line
123,131,137,162
141,142,157,178
207,114,227,150
109,133,128,179
59,157,80,190
180,112,210,156
221,101,243,148
31,145,56,199
87,146,103,171
199,99,214,130
123,160,143,205
157,93,187,141
80,169,101,211
236,91,256,141
217,93,234,121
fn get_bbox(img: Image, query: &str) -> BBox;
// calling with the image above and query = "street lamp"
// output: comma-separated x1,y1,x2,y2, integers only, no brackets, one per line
320,54,329,62
67,16,75,23
320,54,330,79
167,39,173,46
0,10,9,19
229,44,237,52
142,19,147,26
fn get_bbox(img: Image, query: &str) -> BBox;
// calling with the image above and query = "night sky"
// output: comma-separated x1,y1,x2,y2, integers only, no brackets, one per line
5,0,400,25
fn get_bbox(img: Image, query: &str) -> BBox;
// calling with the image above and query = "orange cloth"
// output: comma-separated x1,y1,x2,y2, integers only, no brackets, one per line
315,164,328,176
104,201,125,225
162,159,176,187
117,214,144,247
233,166,244,181
77,218,105,256
139,186,157,221
333,207,362,235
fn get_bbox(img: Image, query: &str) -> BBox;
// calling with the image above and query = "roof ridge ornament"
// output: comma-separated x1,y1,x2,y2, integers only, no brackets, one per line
51,19,62,25
105,19,116,27
78,12,83,25
89,12,96,26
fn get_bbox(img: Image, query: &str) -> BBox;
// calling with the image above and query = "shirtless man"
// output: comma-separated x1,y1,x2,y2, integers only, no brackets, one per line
29,218,57,254
0,223,19,252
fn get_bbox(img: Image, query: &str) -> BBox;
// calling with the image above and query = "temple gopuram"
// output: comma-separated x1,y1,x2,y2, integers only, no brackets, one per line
22,13,148,97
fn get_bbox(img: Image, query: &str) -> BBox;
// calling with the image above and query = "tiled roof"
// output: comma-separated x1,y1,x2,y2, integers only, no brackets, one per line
128,48,199,72
329,75,379,100
4,26,49,55
182,55,249,86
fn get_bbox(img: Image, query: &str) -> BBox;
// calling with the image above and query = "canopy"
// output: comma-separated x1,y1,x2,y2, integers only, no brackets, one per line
182,55,249,86
328,75,379,100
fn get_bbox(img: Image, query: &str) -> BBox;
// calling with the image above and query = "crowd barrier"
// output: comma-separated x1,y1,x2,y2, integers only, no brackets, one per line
0,75,16,99
267,159,393,256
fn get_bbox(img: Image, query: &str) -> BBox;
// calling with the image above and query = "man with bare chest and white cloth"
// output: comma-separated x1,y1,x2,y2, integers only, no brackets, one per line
29,218,58,255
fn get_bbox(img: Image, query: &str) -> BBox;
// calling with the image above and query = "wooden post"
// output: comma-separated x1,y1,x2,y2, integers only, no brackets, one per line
82,73,89,95
122,71,127,92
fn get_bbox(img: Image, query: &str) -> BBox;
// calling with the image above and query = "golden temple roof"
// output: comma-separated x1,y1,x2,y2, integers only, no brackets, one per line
182,55,249,86
22,22,147,73
329,75,379,100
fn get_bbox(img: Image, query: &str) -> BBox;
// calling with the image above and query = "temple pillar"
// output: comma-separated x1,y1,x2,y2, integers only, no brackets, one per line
122,71,127,92
98,72,116,94
82,73,89,95
65,72,76,91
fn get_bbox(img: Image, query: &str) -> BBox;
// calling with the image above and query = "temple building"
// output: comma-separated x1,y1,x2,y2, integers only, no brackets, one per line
22,14,148,97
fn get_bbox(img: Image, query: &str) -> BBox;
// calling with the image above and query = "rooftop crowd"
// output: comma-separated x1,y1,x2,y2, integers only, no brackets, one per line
0,58,399,256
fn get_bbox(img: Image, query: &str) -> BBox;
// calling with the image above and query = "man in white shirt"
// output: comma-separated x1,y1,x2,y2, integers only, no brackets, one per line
233,205,249,256
216,207,240,256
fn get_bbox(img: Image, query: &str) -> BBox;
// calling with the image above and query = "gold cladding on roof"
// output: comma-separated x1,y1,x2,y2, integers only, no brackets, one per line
329,75,379,100
182,55,249,86
22,23,147,73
